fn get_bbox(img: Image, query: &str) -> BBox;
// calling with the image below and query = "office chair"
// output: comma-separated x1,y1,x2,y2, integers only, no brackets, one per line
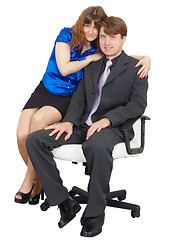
40,115,150,218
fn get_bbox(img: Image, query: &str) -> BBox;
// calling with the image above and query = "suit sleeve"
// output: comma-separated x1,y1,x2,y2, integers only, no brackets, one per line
103,69,148,126
62,77,86,127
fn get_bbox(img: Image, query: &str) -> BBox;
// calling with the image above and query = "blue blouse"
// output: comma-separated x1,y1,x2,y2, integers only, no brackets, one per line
41,28,98,96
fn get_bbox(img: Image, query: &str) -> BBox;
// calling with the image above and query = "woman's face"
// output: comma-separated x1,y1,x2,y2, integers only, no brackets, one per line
83,21,98,42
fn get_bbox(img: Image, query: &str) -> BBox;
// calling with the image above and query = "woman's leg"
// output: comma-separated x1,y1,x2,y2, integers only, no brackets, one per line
17,108,39,165
15,106,62,199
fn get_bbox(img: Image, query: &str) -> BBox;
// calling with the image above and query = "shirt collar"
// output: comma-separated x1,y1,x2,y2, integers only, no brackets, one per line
103,51,122,66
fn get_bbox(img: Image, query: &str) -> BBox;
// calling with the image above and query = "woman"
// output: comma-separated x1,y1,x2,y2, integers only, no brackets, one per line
15,6,151,204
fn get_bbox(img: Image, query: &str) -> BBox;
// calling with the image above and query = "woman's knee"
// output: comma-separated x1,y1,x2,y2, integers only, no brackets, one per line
30,107,62,131
17,108,38,145
17,127,29,146
31,113,46,130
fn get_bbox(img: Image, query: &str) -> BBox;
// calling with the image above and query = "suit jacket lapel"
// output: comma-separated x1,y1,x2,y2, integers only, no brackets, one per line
90,51,129,90
104,51,129,86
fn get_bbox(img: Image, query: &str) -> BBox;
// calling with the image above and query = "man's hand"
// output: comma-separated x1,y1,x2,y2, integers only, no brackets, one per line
86,118,111,140
44,122,73,141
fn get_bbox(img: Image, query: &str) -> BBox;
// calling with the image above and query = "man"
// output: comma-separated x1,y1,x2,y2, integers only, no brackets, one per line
26,16,148,237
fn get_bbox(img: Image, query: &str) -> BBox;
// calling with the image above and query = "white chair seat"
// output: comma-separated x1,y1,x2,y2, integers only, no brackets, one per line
52,120,141,162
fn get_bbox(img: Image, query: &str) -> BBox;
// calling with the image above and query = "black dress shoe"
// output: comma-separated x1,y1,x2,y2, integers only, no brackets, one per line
58,196,81,228
80,213,105,237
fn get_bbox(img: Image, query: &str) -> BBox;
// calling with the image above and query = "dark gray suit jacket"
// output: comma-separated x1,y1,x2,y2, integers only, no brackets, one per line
63,51,148,137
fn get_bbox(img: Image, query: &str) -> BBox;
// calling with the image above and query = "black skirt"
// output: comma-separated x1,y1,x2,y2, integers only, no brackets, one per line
23,81,72,118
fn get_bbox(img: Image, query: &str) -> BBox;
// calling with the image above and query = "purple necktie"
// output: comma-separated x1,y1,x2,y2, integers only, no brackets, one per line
86,59,112,126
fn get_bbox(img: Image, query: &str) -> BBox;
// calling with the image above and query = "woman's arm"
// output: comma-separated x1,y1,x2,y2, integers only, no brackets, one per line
130,55,151,78
55,42,102,76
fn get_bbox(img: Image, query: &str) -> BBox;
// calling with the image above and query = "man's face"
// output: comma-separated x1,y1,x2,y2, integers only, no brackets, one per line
99,27,126,60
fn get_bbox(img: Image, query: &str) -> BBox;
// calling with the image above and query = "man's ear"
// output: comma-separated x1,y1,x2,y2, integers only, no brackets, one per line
122,36,126,44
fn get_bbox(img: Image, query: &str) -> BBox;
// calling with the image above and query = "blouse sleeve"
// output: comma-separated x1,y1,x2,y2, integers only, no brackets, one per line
55,28,72,44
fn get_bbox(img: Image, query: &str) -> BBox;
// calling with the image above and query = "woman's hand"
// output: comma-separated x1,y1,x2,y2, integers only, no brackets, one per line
88,53,103,62
135,56,151,78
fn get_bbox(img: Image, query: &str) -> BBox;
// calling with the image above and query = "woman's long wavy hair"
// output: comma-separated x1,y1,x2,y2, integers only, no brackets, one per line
70,6,107,50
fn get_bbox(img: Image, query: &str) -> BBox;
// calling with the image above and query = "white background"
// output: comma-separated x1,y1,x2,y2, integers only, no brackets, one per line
1,0,175,239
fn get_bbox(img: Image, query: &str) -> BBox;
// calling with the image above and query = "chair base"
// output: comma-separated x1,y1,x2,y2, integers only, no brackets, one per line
40,186,140,218
69,186,140,218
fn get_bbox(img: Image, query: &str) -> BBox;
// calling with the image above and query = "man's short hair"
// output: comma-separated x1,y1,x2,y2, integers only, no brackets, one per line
100,16,127,38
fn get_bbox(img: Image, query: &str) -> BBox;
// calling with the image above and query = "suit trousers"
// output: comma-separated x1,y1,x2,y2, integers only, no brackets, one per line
26,124,123,217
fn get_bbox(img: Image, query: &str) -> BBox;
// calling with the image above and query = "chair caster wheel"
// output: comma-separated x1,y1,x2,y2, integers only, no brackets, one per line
131,209,140,218
40,198,50,211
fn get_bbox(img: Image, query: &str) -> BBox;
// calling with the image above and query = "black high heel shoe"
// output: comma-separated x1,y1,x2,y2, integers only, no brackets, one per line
14,183,35,204
29,189,44,205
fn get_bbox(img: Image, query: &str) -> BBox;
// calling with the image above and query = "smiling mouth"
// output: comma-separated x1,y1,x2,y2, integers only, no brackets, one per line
104,47,113,50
